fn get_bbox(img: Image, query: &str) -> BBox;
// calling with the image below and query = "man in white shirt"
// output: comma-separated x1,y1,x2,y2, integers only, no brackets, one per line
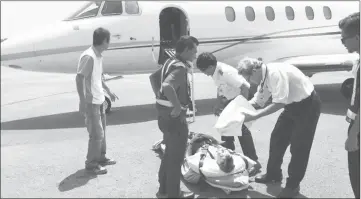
76,27,118,175
339,12,360,199
237,57,321,198
195,52,261,175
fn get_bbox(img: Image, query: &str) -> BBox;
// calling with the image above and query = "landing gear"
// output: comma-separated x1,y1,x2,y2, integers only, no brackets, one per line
104,96,111,114
341,78,354,100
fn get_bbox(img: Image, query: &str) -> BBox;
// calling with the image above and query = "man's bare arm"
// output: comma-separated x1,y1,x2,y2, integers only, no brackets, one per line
102,75,111,94
76,74,85,101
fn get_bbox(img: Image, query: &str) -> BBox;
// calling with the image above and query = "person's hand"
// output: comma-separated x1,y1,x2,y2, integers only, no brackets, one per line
171,105,182,118
345,136,359,152
79,100,86,115
108,92,119,102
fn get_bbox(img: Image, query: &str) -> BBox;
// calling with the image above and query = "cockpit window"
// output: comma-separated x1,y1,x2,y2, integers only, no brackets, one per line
125,1,140,14
65,1,102,21
101,1,123,16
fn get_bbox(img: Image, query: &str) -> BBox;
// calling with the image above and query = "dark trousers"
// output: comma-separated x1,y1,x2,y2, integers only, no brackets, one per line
221,125,259,161
157,109,188,197
219,98,259,161
266,91,321,189
348,123,360,198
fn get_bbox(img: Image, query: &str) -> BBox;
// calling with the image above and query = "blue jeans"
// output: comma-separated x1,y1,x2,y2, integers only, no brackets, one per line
84,102,107,169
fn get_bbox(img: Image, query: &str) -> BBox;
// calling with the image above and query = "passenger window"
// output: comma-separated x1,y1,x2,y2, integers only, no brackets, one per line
305,6,314,20
323,6,332,20
225,6,236,22
101,1,123,16
265,6,275,21
245,6,255,21
125,1,140,14
285,6,295,20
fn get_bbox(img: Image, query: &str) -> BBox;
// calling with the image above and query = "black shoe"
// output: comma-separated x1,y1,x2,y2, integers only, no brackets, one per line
156,191,167,198
220,141,235,151
179,191,195,198
255,173,282,184
277,186,300,198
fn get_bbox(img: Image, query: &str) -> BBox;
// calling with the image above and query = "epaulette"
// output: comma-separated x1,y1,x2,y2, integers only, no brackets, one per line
218,69,224,76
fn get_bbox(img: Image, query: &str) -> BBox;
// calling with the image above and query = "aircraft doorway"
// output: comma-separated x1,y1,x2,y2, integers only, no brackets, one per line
158,7,189,65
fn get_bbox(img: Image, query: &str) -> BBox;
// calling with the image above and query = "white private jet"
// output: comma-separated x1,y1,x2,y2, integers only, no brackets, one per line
1,0,359,113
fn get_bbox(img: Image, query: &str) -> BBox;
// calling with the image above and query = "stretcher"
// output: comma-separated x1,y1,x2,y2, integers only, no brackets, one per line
152,132,256,195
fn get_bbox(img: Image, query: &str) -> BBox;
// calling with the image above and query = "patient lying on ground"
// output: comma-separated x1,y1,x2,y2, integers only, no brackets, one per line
153,132,256,194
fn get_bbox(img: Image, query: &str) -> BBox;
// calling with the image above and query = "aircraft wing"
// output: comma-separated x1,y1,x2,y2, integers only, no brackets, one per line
274,53,359,76
103,73,124,82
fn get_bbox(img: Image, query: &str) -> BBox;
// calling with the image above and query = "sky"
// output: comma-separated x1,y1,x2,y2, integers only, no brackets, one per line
1,1,87,39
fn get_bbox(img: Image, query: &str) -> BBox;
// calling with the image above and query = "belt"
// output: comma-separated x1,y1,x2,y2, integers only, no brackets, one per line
156,99,188,110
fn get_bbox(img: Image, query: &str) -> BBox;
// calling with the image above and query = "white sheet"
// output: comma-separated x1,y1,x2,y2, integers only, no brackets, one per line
214,95,256,137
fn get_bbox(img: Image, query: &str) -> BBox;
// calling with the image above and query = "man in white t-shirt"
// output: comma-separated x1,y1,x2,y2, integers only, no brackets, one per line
196,52,261,176
76,27,119,175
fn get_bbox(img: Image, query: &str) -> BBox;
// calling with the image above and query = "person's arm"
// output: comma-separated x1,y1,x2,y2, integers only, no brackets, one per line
102,75,110,93
349,109,360,139
102,74,119,102
76,56,93,102
162,67,185,110
245,70,288,122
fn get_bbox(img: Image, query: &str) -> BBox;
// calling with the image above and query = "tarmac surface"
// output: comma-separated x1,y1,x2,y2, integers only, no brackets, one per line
1,66,355,198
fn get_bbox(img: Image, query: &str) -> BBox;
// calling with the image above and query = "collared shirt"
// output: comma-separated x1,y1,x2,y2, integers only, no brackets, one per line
250,63,314,107
212,62,250,100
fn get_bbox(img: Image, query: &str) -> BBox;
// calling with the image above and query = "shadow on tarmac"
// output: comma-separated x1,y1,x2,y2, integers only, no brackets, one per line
1,83,348,131
58,169,97,192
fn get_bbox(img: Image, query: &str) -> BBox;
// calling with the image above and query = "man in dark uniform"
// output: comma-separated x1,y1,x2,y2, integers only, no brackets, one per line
153,35,198,198
339,12,360,199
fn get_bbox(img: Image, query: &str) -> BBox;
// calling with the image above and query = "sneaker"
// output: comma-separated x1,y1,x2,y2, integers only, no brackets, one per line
86,165,107,175
99,158,116,166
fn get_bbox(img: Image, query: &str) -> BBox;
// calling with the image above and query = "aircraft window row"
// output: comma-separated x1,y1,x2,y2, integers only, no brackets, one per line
225,5,332,22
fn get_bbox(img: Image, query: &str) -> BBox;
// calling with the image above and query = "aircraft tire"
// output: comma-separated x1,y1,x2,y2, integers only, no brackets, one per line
341,78,354,100
104,97,111,114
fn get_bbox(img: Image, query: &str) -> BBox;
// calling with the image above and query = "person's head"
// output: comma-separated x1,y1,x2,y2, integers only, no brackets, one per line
175,35,199,62
339,12,360,53
236,57,264,85
216,147,235,173
93,27,111,53
196,52,218,76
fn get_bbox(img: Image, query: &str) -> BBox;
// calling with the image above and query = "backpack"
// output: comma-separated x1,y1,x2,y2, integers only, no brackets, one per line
149,57,183,98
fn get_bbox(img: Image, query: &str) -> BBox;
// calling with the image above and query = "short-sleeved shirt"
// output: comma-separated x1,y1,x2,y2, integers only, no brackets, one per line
212,62,250,100
77,47,105,105
250,63,314,107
